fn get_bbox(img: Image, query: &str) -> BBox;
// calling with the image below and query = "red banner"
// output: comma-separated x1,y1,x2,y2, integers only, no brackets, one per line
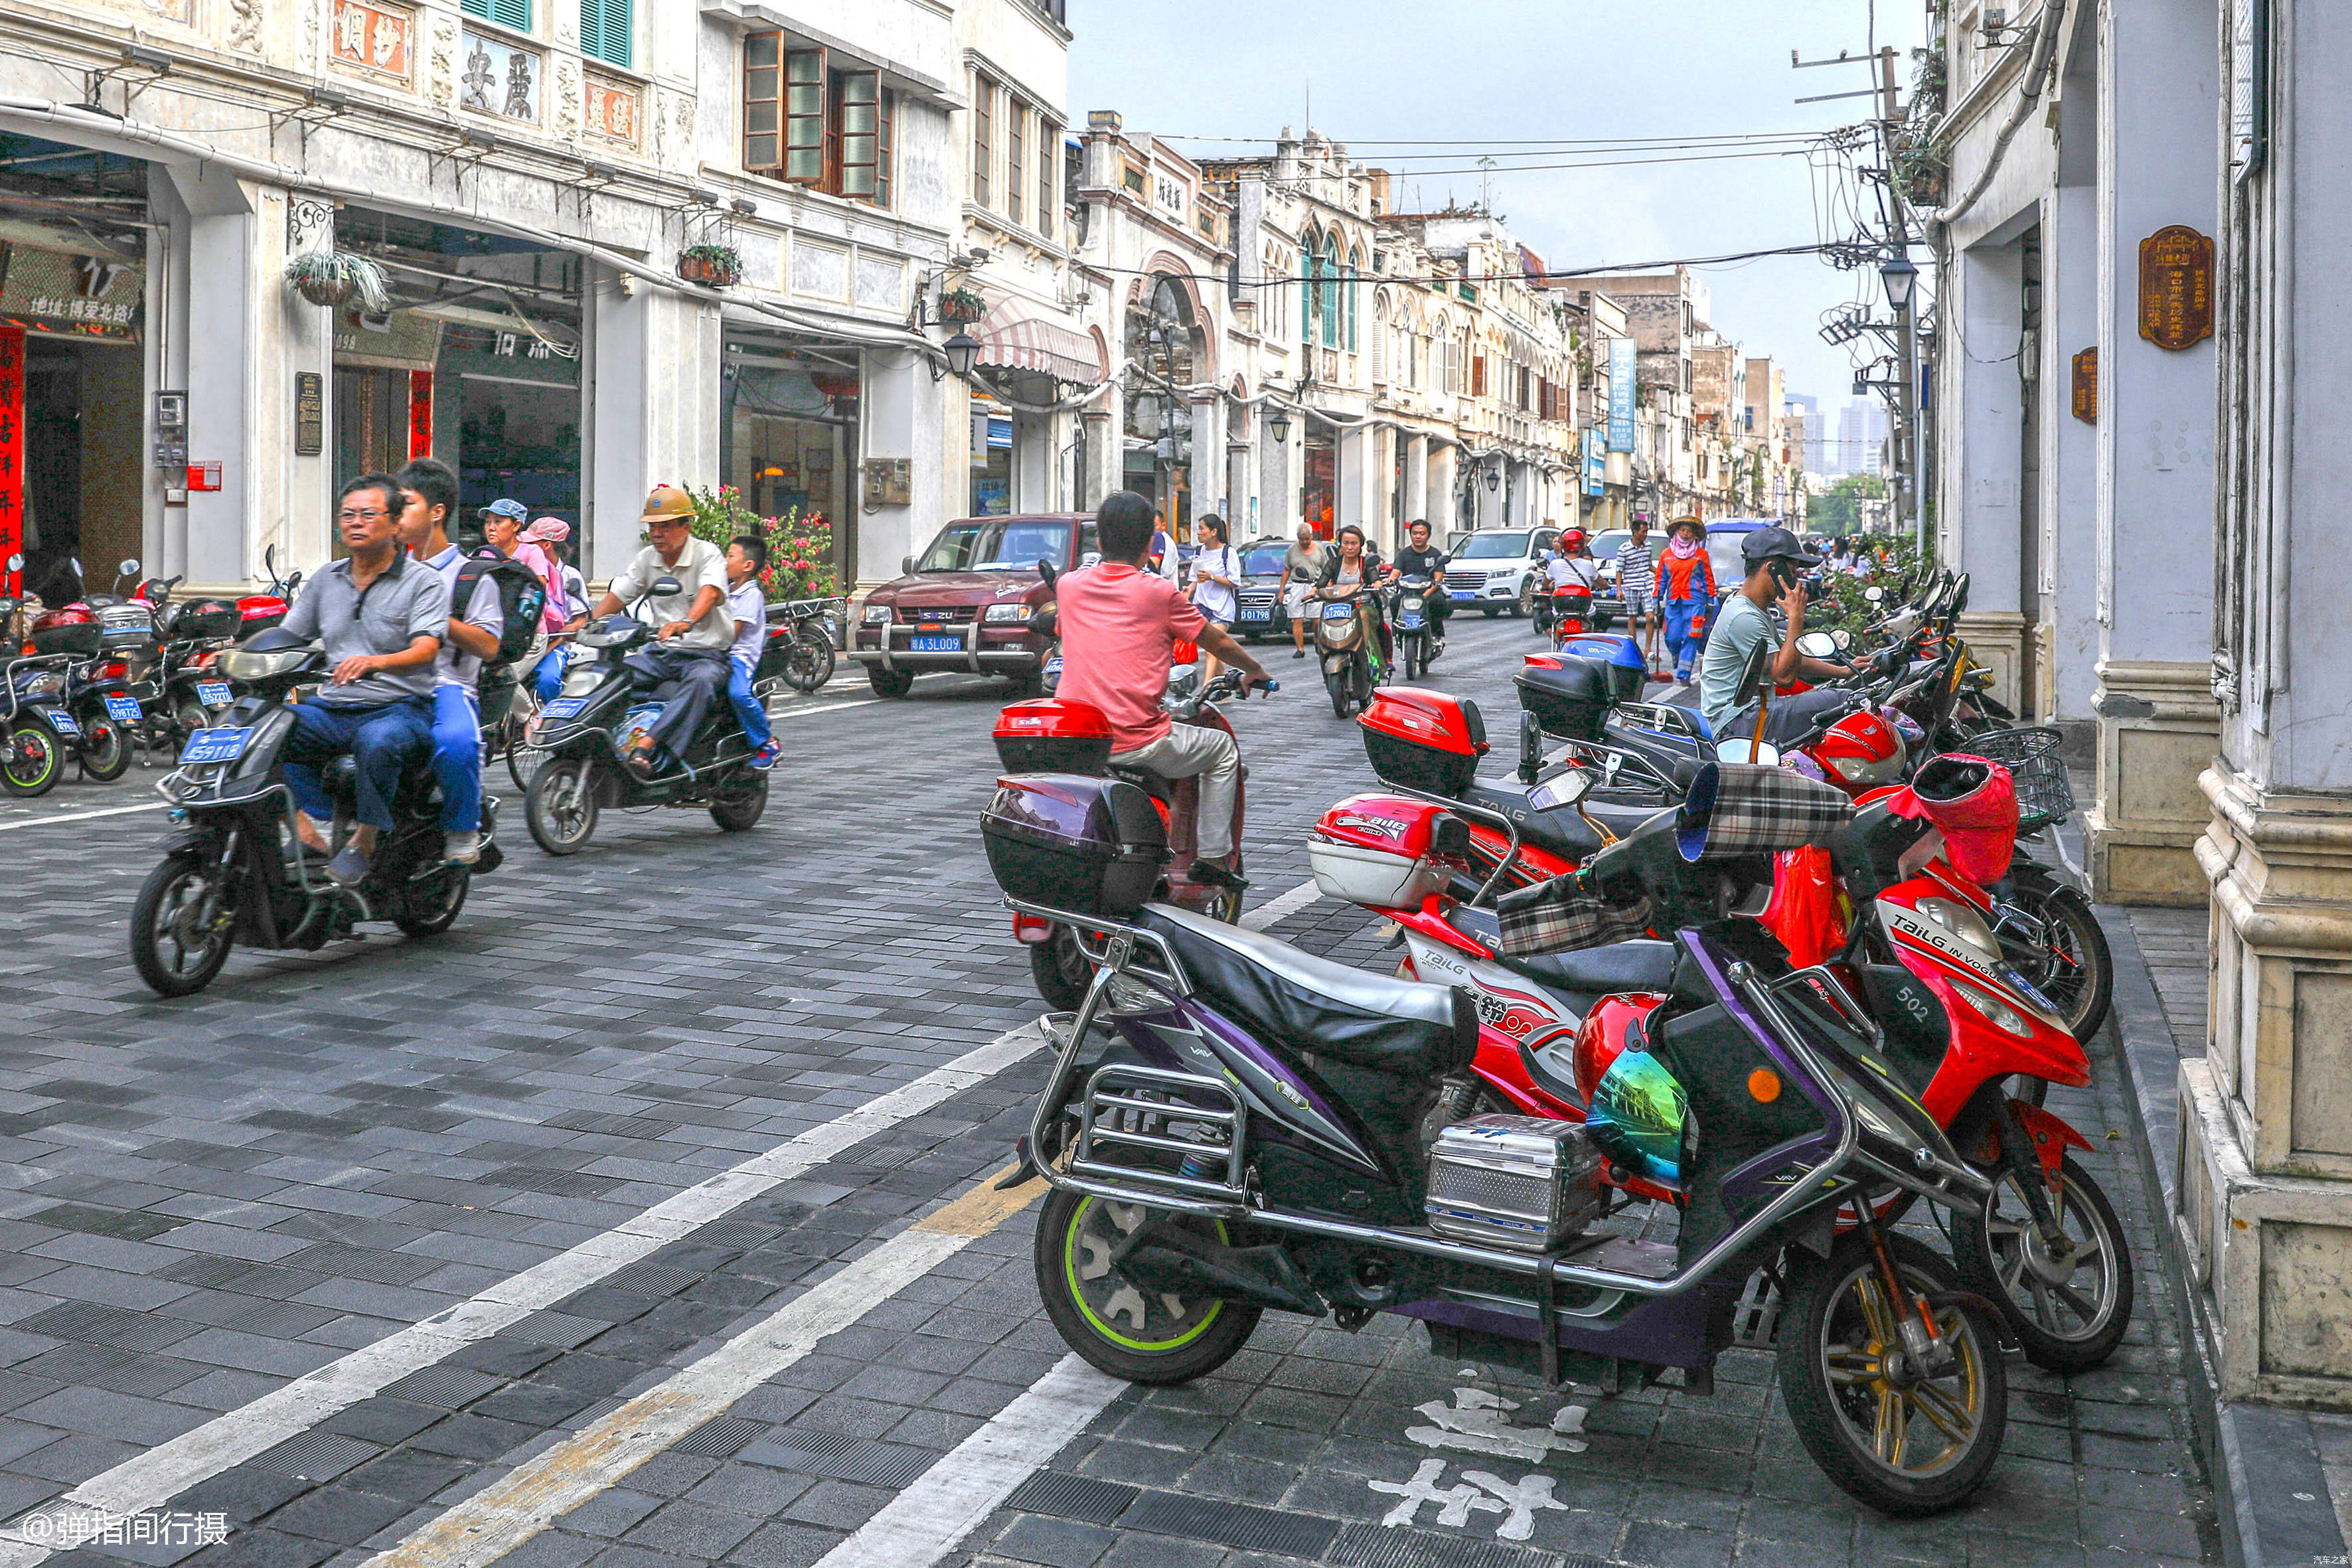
0,325,21,594
408,369,433,459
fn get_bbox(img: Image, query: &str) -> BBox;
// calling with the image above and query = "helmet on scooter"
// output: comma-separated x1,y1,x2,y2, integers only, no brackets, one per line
1812,709,1907,788
1560,528,1587,555
1888,753,2019,886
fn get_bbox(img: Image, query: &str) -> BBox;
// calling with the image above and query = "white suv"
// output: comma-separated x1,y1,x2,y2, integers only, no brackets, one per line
1442,526,1560,617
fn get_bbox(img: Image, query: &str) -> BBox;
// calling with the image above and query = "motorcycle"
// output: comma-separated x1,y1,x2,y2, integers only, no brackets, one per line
521,588,769,856
753,597,842,698
1314,582,1386,719
1389,572,1445,682
984,775,2015,1516
135,633,503,996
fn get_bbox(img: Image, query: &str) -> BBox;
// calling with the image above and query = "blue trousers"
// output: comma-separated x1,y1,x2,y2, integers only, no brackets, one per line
1662,599,1706,679
728,654,772,749
428,685,483,833
530,646,568,704
283,698,431,832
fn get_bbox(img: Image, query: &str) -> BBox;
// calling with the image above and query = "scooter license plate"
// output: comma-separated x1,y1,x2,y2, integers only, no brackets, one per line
1449,589,1476,601
41,709,79,738
1321,603,1354,621
1239,607,1270,623
104,694,142,722
196,680,232,706
1399,614,1425,630
1043,657,1063,678
540,698,586,720
179,726,249,765
909,635,961,653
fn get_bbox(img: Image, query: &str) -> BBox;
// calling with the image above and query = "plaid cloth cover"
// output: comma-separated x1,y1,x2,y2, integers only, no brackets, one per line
1678,763,1857,860
1496,882,1656,959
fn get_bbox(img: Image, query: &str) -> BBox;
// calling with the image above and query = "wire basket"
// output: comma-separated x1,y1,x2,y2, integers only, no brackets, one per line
1954,726,2075,832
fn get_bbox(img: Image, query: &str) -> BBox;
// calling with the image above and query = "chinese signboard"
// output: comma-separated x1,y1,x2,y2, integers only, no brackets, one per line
0,243,144,341
295,372,323,456
407,370,433,459
1607,337,1636,452
1581,430,1605,498
329,0,412,83
2138,226,2215,351
584,74,640,145
461,31,540,123
0,327,20,594
2071,348,2098,424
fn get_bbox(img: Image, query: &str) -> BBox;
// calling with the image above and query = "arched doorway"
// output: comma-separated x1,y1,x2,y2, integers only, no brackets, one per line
1124,273,1202,534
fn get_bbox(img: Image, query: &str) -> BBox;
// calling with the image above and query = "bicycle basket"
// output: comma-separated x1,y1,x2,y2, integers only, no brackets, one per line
1954,726,2074,832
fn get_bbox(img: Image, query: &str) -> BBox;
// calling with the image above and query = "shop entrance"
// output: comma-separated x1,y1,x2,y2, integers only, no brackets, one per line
20,336,141,605
1302,431,1336,540
722,335,859,589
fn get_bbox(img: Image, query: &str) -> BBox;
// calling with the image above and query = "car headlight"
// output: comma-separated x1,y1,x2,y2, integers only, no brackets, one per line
862,604,891,626
984,603,1032,624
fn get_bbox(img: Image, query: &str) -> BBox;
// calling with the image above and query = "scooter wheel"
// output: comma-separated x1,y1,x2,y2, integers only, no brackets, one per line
1952,1154,2133,1373
130,855,234,996
78,718,132,783
1029,926,1092,1012
526,757,599,855
1,720,60,798
1326,670,1350,720
393,866,470,938
1033,1188,1260,1386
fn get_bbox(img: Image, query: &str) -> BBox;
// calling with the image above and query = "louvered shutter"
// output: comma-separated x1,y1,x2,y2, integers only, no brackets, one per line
581,0,631,68
462,0,531,31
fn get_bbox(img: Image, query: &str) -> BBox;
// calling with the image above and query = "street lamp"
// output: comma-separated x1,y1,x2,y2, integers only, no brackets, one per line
1484,468,1500,493
1879,256,1919,313
943,330,981,380
1265,405,1293,445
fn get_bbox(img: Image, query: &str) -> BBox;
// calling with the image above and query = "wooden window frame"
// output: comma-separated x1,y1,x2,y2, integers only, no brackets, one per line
972,72,994,208
784,45,827,184
1037,118,1058,240
744,31,782,174
1006,102,1026,226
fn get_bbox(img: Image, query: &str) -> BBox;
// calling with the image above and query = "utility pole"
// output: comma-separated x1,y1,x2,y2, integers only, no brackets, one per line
1877,44,1924,551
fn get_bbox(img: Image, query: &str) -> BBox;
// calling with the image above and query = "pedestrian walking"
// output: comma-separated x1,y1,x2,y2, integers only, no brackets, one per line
1189,515,1241,680
1656,518,1716,684
1283,523,1320,661
1614,517,1658,664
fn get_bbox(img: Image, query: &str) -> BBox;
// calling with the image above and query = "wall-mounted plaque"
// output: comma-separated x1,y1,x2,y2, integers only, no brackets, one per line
2138,226,2215,351
295,372,323,455
2071,348,2097,424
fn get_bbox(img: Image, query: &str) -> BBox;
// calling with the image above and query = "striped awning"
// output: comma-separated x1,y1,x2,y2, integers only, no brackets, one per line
972,293,1105,387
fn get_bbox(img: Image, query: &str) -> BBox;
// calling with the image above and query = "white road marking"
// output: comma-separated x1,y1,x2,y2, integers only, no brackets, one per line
1240,878,1322,931
811,1354,1123,1568
772,698,880,720
0,801,163,833
0,1022,1052,1565
357,1173,1051,1568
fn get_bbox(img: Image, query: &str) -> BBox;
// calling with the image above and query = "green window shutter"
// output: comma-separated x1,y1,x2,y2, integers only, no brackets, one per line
581,0,631,67
462,0,531,31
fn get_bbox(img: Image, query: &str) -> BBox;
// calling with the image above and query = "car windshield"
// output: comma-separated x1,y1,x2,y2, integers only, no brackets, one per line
1456,531,1533,560
1241,544,1289,577
915,518,1074,573
1707,538,1748,589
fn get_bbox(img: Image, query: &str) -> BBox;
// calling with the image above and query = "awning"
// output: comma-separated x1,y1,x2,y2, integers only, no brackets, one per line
973,293,1105,388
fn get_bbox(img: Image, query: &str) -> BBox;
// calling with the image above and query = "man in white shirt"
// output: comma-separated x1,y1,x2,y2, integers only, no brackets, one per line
395,458,503,866
593,485,734,777
723,536,780,769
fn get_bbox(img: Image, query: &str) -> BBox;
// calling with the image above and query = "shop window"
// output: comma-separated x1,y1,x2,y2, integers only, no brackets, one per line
580,0,629,68
463,0,530,31
973,73,994,206
744,37,892,208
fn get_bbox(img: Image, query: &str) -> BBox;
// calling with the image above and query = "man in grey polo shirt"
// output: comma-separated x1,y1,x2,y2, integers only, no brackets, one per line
280,473,449,885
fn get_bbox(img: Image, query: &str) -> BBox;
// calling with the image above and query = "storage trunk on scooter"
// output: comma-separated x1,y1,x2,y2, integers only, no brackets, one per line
1516,657,1616,741
982,773,1166,917
29,619,102,657
992,699,1114,775
234,595,289,639
1308,792,1467,909
1554,635,1648,702
97,604,157,654
1357,686,1488,795
174,599,239,641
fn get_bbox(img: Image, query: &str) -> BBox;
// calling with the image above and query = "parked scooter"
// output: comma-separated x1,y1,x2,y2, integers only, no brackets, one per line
754,597,841,697
134,630,502,996
984,772,2015,1516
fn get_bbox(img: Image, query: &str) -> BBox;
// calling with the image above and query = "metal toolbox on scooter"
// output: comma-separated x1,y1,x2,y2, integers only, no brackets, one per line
97,604,157,653
982,773,1166,918
1308,792,1468,909
1516,657,1617,742
1425,1113,1607,1251
992,699,1113,775
1357,686,1488,795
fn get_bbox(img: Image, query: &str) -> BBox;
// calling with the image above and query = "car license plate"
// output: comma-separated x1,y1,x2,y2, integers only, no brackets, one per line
104,694,142,722
180,726,249,765
1239,607,1270,623
1449,589,1476,601
42,710,79,738
910,635,961,653
196,680,232,706
541,698,586,720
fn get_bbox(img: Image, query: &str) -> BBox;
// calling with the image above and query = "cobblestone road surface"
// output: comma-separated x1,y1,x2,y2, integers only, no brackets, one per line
0,612,2215,1568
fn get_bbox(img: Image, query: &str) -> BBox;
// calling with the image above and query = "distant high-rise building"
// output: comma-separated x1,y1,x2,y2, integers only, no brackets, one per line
1834,399,1889,479
1786,392,1824,475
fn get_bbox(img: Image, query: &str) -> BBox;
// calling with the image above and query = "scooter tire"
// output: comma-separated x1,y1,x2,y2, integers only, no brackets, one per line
393,865,470,938
1033,1187,1261,1386
1952,1153,2134,1374
1030,925,1092,1012
130,854,234,997
1775,1231,2005,1516
78,718,132,782
1999,870,2112,1043
0,720,61,798
1326,670,1350,720
710,771,769,832
526,757,599,855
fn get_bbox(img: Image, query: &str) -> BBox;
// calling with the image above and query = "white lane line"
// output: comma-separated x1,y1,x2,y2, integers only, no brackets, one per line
772,698,880,720
359,1173,1048,1568
0,801,163,833
0,1022,1052,1565
811,1354,1122,1568
1241,878,1322,932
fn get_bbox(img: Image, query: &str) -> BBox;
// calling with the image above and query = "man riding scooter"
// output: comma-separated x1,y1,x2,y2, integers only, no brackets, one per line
1697,525,1868,755
1055,491,1271,891
591,486,734,778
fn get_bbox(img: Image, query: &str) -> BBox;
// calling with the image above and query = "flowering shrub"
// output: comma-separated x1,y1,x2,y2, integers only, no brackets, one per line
686,485,840,602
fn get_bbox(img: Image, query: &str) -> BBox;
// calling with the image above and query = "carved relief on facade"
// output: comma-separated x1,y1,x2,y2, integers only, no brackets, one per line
584,74,641,148
227,0,264,54
328,0,414,86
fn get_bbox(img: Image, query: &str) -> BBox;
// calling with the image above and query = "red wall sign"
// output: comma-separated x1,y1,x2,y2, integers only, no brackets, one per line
407,369,433,459
0,325,21,594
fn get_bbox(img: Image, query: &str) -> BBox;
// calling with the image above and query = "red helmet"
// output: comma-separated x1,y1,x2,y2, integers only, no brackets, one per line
1560,528,1587,554
1811,709,1906,788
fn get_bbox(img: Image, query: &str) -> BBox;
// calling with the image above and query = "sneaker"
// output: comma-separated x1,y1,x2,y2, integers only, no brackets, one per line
1292,649,1305,659
443,831,481,866
748,740,781,770
325,846,370,887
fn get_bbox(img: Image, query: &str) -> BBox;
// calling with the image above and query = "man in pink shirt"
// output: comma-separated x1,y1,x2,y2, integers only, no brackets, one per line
1056,492,1270,887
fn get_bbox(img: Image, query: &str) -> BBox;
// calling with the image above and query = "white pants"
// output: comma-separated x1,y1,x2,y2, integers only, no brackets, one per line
1112,724,1240,858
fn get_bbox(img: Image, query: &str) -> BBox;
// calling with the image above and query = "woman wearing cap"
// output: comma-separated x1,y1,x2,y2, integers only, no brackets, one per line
1655,518,1715,683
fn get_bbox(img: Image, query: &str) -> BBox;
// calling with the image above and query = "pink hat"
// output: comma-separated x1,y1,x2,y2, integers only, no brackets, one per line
521,516,571,544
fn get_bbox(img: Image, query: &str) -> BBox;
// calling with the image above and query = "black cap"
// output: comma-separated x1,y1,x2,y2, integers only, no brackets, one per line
1740,526,1819,568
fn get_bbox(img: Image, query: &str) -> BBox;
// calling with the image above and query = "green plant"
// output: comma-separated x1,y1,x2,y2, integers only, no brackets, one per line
682,243,741,268
283,250,390,313
939,287,988,323
686,485,838,601
1805,528,1938,639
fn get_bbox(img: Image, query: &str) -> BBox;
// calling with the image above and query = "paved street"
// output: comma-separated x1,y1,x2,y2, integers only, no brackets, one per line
0,614,2215,1568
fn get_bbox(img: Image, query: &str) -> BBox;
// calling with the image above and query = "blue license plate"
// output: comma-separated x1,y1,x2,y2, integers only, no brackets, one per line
1449,589,1476,601
910,636,961,653
1044,657,1063,677
1321,603,1354,621
42,710,79,738
541,698,586,720
196,680,232,706
1239,608,1270,623
180,726,249,765
1399,614,1425,630
104,694,142,722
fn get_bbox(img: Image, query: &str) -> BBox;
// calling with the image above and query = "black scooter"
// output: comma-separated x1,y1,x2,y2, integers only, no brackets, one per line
521,591,767,854
134,633,502,996
1389,568,1446,680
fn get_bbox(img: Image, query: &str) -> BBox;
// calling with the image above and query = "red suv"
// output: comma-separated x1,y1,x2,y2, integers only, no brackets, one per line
854,512,1098,698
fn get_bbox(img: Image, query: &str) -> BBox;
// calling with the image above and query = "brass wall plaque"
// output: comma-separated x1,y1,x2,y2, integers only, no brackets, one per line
2138,226,2215,351
2071,348,2098,424
295,371,323,456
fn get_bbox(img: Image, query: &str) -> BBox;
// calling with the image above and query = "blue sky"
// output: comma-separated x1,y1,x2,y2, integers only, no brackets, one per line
1066,0,1929,415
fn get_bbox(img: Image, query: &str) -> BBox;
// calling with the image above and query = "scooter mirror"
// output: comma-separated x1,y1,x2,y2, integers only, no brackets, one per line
1036,558,1059,588
1518,711,1544,785
1734,635,1774,706
118,558,140,578
1078,552,1101,568
1832,628,1854,653
1795,631,1840,660
1526,769,1595,812
650,576,683,597
1715,738,1780,766
5,554,21,573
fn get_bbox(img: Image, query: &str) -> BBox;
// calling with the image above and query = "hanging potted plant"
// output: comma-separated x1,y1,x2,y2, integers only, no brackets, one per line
679,244,742,287
938,286,988,324
283,250,390,312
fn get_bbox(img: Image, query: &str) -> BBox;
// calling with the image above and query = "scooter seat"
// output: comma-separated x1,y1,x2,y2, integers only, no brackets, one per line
1457,781,1665,863
1449,905,1679,997
1137,904,1476,1080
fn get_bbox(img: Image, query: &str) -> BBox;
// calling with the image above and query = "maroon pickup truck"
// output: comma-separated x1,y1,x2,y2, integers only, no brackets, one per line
854,512,1099,697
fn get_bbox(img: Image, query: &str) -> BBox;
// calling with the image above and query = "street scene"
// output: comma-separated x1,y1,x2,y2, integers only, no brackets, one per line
0,0,2330,1566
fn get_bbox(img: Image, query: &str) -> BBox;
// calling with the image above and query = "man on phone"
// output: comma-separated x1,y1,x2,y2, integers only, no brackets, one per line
1698,526,1865,747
